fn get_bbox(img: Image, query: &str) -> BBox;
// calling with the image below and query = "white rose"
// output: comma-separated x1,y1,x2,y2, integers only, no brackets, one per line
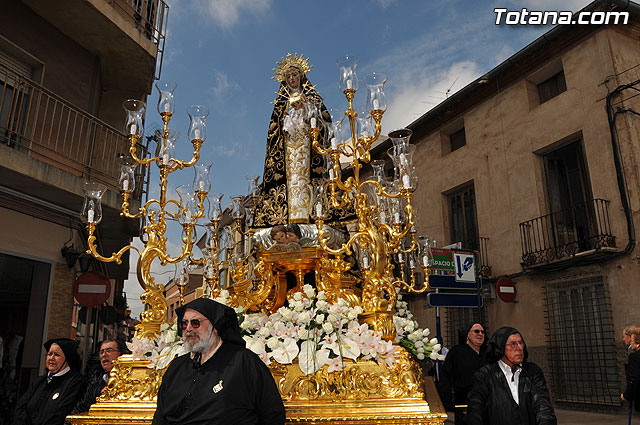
417,353,425,360
322,322,334,333
429,351,439,360
429,338,439,345
315,314,325,324
433,343,441,352
293,292,303,301
266,337,280,350
422,328,430,337
415,340,424,348
303,284,315,298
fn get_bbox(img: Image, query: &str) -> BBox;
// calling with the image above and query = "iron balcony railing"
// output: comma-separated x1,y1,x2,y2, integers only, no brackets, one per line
520,198,616,266
0,67,130,190
108,0,169,79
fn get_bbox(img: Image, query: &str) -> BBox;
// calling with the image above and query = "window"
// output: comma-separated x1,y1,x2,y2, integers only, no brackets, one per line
449,127,466,151
544,273,620,406
447,183,479,251
543,140,594,250
537,70,567,104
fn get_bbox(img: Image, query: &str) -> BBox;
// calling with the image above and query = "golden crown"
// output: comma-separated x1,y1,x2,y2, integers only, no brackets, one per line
273,53,312,81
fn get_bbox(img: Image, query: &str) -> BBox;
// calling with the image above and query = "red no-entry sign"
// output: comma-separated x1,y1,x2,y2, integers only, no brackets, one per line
496,277,517,303
73,271,111,307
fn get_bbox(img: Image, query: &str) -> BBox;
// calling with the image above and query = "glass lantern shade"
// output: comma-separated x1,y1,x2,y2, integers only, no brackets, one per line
418,236,434,267
336,55,359,92
193,163,211,193
310,181,328,220
176,185,198,224
122,100,146,137
246,175,260,198
118,162,137,192
388,128,413,153
81,182,107,224
187,105,210,141
155,81,177,115
209,193,223,221
365,72,388,112
387,144,417,190
355,108,374,140
306,102,322,129
231,196,245,220
174,260,190,287
326,108,345,150
156,129,180,165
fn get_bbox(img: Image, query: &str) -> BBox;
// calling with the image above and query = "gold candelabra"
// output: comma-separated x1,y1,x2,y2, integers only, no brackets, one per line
82,81,215,339
309,55,434,340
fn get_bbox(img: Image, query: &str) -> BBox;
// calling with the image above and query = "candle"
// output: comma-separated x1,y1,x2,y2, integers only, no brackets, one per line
164,102,171,113
331,137,338,150
311,118,317,128
394,212,400,223
163,153,169,165
122,180,129,191
346,80,352,90
373,99,380,110
423,256,430,267
87,209,94,223
315,203,323,217
400,154,408,166
199,180,204,191
130,124,137,135
362,256,369,269
402,174,411,189
329,168,335,179
194,128,201,140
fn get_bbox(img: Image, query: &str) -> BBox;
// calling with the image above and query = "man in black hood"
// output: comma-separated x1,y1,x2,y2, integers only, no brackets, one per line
464,327,556,425
152,298,285,425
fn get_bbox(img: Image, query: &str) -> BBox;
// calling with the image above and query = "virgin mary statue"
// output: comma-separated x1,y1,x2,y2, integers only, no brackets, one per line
253,53,329,228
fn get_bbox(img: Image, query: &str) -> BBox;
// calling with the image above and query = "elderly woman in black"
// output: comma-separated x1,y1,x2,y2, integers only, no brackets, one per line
13,338,85,425
438,322,487,425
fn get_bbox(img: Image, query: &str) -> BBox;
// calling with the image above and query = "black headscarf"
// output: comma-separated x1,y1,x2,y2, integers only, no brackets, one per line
486,326,528,363
175,298,245,347
44,337,82,372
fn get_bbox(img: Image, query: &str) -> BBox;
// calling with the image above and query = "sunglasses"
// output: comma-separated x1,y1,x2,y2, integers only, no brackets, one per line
181,318,209,330
99,348,119,355
472,329,486,334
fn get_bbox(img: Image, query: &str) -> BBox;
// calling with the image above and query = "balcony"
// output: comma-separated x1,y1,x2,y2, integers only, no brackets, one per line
0,68,130,190
520,198,616,268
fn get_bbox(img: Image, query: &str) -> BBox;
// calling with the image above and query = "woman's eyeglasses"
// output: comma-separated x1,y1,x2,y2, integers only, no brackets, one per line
472,329,485,334
181,318,209,330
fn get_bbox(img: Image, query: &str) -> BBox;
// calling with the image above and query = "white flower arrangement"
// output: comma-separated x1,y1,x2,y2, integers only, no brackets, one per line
127,322,187,369
393,292,446,362
126,286,442,372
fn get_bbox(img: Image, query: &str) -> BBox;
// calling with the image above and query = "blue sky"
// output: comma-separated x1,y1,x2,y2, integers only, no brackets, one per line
125,0,591,316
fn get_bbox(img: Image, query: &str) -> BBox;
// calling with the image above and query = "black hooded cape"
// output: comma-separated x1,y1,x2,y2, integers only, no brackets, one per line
153,299,285,425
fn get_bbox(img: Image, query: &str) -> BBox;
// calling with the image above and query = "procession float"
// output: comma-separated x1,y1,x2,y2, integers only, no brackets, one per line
67,54,447,425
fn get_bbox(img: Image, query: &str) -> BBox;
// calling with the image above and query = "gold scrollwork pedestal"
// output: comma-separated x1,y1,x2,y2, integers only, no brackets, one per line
67,349,446,425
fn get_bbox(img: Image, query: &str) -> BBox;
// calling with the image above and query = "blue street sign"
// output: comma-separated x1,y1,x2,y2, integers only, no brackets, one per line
454,252,476,283
428,293,484,308
428,274,480,290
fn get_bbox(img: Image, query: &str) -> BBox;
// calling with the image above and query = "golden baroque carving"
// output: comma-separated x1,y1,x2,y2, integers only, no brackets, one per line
98,357,166,402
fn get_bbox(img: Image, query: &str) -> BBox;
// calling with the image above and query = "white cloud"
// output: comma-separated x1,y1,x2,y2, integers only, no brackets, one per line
382,61,482,131
197,0,272,30
211,70,240,98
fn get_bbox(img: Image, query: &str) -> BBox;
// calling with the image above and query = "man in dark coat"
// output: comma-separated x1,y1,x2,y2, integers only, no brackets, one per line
12,338,86,425
152,298,285,425
70,339,124,414
464,326,556,425
438,322,487,425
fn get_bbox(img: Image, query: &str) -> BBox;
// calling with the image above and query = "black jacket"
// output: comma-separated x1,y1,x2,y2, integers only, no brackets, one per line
70,376,107,414
464,361,556,425
13,370,86,425
438,343,487,411
624,349,640,411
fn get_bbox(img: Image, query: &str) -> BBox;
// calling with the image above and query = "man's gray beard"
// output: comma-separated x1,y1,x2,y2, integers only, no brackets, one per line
183,330,216,353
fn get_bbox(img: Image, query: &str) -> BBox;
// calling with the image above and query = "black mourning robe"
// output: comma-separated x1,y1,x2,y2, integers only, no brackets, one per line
438,343,487,411
12,370,86,425
624,349,640,411
152,343,285,425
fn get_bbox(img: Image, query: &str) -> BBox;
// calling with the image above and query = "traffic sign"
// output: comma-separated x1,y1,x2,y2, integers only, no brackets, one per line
454,252,476,283
428,293,483,308
496,277,517,303
74,271,111,307
428,274,480,290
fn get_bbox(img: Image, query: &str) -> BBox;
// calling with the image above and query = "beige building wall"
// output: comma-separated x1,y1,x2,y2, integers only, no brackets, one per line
405,24,640,406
